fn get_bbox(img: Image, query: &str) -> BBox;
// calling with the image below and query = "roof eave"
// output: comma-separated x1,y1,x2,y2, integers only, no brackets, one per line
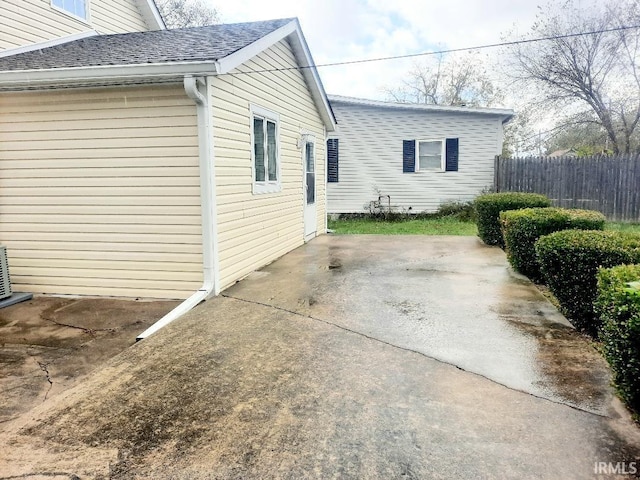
0,19,337,133
215,19,336,133
214,20,298,75
328,94,514,122
0,61,220,89
502,113,515,124
288,20,337,132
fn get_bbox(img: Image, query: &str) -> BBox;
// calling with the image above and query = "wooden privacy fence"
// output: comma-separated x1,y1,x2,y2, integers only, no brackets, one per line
495,154,640,222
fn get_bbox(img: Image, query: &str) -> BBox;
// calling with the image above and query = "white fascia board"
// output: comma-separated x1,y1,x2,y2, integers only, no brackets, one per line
0,61,219,89
215,19,337,133
288,21,337,132
0,31,98,59
137,0,166,30
328,94,514,122
215,20,298,74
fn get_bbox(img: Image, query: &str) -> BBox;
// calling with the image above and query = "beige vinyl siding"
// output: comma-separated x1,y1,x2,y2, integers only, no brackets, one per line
0,0,150,51
90,0,150,34
211,38,326,290
328,102,504,214
0,85,203,299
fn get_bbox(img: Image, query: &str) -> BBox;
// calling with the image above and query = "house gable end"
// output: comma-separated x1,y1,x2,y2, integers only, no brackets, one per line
216,19,336,133
0,0,160,53
210,36,328,289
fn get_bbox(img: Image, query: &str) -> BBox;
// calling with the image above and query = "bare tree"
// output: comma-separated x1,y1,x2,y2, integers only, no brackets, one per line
544,121,611,156
383,52,503,107
506,0,640,154
156,0,219,28
501,107,538,157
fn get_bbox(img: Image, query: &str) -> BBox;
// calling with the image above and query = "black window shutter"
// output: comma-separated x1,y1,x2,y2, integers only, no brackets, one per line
403,140,416,173
445,138,459,172
327,138,339,183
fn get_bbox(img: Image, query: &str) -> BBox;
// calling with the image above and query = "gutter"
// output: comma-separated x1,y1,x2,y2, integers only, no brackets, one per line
136,75,217,340
0,61,220,89
327,94,514,120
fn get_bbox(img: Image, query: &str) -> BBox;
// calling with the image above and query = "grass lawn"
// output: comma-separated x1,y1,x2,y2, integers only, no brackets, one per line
328,217,477,235
327,218,640,236
605,222,640,233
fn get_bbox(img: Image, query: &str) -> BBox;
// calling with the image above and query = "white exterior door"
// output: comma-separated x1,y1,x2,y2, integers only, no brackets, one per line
303,138,317,239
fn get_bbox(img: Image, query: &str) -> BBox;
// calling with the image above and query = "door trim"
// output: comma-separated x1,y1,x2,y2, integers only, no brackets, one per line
302,133,317,241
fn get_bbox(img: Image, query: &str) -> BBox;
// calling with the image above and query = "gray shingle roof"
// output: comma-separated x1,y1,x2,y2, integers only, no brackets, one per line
0,18,294,72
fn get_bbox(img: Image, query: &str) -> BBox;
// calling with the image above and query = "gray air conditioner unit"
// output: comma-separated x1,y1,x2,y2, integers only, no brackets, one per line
0,246,13,300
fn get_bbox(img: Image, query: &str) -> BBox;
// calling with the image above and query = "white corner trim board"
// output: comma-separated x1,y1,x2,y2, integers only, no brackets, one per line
136,75,218,340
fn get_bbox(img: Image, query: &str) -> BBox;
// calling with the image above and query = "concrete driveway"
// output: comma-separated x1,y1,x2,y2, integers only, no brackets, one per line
1,235,639,479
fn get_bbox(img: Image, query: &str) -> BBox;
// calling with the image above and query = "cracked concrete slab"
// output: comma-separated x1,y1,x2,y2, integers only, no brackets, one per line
0,236,639,479
0,296,178,425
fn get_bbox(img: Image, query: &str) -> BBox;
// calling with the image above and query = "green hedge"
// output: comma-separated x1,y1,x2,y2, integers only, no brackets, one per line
595,264,640,414
535,230,640,335
475,193,551,247
500,208,605,281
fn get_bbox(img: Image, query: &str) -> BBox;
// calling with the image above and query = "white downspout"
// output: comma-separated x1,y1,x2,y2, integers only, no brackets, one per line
137,75,217,340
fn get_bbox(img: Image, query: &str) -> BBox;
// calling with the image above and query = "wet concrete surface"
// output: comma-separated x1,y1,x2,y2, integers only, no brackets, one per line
0,296,178,425
227,235,612,415
0,236,639,479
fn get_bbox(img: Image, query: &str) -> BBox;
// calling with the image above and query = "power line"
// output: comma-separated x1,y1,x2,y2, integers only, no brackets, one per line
230,24,640,75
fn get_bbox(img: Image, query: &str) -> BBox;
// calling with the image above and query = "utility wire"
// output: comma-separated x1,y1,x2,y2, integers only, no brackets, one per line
229,24,640,75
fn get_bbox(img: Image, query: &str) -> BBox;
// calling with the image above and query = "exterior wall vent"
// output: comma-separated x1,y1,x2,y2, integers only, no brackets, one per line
0,246,13,300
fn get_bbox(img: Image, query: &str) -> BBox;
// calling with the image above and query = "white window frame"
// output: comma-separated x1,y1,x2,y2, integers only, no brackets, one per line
416,139,445,172
51,0,91,24
250,105,281,194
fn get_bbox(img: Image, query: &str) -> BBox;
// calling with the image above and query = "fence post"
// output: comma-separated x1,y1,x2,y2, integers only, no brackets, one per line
494,155,501,192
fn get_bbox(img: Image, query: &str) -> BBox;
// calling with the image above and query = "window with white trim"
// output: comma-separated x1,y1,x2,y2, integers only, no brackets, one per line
403,138,459,173
251,105,281,194
51,0,88,21
417,140,444,171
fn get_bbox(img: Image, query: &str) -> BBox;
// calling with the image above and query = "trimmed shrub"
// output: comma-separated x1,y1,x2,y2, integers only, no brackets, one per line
535,230,640,335
500,207,605,282
595,264,640,414
475,192,551,247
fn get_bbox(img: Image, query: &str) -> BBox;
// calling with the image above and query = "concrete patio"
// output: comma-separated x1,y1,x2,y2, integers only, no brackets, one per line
0,296,178,428
1,235,638,479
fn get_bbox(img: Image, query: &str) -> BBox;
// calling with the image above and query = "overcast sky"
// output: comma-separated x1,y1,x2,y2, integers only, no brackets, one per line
212,0,544,105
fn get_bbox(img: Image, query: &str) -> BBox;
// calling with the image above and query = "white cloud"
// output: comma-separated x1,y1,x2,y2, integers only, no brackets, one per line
211,0,541,101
